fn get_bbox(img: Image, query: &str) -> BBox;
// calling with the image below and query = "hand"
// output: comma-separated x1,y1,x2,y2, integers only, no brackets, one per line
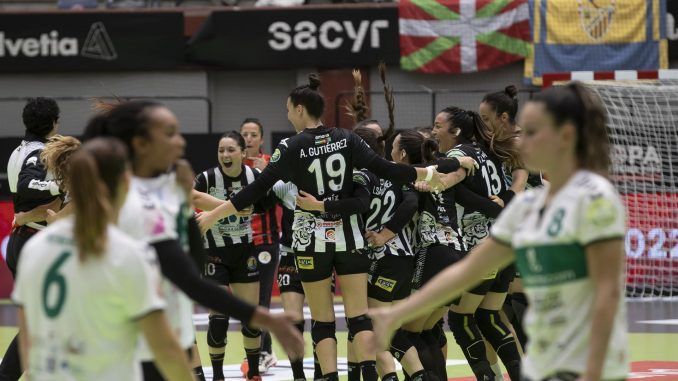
426,167,447,194
296,190,322,212
13,212,30,227
196,211,218,235
414,181,431,193
174,159,195,198
458,156,479,176
368,307,400,352
259,311,305,361
248,157,268,171
236,206,254,217
365,229,393,247
45,209,58,224
490,195,504,208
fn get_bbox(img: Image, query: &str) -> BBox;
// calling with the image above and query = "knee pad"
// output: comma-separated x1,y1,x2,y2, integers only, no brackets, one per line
207,314,229,347
389,329,414,361
447,312,486,366
475,308,510,345
346,314,373,338
241,325,262,339
311,320,336,345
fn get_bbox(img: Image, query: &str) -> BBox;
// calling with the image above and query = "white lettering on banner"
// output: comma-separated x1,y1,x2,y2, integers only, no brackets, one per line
0,22,115,60
0,31,78,57
268,20,389,52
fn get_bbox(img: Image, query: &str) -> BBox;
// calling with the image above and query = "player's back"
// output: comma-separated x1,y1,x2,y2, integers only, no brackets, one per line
12,217,163,381
279,126,360,203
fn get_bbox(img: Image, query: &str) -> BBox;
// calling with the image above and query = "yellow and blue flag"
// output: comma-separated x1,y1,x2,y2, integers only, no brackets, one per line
525,0,668,85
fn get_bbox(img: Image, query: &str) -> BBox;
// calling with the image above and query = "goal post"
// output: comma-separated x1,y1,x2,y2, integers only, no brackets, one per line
544,71,678,297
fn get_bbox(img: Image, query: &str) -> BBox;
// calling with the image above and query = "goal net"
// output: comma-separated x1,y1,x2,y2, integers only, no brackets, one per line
583,79,678,298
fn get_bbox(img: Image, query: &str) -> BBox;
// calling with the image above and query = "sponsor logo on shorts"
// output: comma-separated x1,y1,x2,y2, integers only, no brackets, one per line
247,256,257,271
375,276,396,292
258,251,272,264
297,256,314,270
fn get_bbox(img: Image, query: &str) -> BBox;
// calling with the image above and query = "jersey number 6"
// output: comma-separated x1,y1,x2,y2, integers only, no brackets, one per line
42,251,71,319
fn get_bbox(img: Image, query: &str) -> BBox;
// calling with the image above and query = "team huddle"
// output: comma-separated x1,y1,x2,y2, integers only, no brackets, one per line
2,68,629,381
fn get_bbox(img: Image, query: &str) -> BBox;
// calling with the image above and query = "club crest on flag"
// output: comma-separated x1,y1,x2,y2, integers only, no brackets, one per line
578,0,616,41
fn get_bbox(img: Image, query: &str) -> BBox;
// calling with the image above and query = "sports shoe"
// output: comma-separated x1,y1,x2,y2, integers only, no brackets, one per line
247,376,263,381
258,351,278,374
240,358,249,378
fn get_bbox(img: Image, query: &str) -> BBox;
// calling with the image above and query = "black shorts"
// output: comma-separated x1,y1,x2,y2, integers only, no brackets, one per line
468,263,516,296
412,244,465,291
295,249,371,283
204,243,260,285
277,245,304,294
368,255,414,303
6,226,39,277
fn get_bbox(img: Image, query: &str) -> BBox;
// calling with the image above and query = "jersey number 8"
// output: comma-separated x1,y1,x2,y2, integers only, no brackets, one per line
42,251,71,318
308,153,346,195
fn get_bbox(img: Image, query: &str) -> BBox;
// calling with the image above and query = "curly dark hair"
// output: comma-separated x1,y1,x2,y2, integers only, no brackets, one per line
22,97,60,138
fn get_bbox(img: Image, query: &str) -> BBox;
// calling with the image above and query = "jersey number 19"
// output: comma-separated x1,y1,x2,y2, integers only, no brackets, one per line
308,153,346,196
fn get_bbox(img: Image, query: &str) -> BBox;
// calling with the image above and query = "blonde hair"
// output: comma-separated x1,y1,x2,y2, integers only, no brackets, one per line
40,135,81,193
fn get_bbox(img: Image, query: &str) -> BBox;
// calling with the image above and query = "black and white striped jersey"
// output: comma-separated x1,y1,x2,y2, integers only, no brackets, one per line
7,133,60,230
230,125,419,254
447,142,508,249
358,169,417,259
194,165,259,247
416,188,466,252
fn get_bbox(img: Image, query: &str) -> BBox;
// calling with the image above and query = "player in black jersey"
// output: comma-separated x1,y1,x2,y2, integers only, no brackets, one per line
196,74,460,381
390,129,475,381
193,131,278,381
347,66,427,381
480,86,544,352
1,97,63,381
433,107,522,381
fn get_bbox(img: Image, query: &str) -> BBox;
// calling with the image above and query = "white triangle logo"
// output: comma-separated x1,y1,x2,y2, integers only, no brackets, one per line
80,22,117,61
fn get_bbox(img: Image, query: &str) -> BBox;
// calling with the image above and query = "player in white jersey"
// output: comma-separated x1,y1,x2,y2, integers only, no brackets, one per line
371,82,628,381
12,138,194,381
82,100,304,381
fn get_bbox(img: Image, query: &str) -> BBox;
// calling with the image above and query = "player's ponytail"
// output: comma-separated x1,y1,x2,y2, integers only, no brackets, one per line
40,135,81,194
377,62,396,143
533,82,610,176
467,110,522,169
69,138,129,260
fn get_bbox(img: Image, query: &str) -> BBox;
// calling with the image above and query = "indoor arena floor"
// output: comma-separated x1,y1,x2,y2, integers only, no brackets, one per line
0,298,676,380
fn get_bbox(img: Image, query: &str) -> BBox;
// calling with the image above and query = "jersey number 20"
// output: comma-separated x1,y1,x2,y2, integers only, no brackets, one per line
308,153,346,195
42,251,71,318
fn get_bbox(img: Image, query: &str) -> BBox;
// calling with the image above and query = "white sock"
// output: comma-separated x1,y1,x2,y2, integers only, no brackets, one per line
490,363,504,381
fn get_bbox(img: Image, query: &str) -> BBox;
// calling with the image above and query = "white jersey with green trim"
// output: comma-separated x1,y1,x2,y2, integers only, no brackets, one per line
119,173,195,359
12,217,164,381
490,170,628,380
